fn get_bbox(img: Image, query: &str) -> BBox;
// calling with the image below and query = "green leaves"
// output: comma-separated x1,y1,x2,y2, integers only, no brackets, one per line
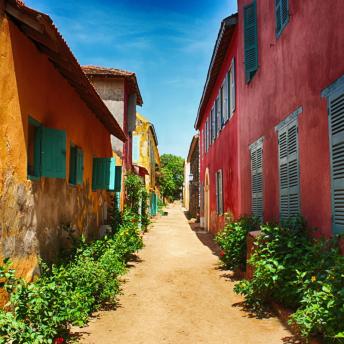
215,216,260,270
231,217,344,340
157,154,184,201
0,218,144,343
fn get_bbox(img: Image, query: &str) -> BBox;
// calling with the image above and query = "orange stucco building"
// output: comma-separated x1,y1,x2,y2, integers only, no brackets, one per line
0,0,126,284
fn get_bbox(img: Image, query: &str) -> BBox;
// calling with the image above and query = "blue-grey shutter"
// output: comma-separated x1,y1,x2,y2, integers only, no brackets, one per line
328,90,344,233
219,169,223,215
41,127,66,179
244,1,258,82
92,157,115,191
276,0,289,35
211,107,215,143
230,58,236,114
251,142,263,219
222,78,228,123
216,95,221,134
215,172,219,214
278,120,300,220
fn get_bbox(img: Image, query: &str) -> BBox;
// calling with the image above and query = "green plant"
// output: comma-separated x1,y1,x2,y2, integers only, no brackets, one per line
0,219,143,343
232,218,344,340
215,216,260,270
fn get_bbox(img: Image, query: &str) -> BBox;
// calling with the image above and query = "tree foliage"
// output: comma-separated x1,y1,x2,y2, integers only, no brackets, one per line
157,154,184,201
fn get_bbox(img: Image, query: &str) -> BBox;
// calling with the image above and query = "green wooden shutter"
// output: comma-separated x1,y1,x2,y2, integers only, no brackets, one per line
33,125,42,178
244,1,258,82
69,145,77,185
41,127,66,179
92,157,115,190
328,90,344,233
251,142,263,219
278,120,300,220
115,166,122,192
76,148,84,185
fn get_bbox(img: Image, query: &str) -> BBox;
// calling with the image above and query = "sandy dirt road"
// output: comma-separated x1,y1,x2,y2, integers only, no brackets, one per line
73,203,294,344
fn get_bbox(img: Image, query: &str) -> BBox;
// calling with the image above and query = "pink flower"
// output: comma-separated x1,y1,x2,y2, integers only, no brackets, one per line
54,338,64,344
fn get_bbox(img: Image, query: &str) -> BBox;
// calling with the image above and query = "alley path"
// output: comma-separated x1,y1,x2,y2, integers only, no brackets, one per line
73,203,293,344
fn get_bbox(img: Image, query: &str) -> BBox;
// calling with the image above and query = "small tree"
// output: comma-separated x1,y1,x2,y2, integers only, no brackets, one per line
157,154,184,201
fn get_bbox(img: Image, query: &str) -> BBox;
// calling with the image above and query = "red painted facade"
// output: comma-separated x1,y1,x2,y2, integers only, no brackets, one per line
197,0,344,237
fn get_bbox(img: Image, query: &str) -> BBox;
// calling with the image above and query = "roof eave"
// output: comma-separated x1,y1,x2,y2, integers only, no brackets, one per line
194,13,238,130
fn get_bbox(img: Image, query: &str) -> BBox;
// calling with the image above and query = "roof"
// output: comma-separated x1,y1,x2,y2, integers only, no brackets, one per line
136,113,159,147
4,0,127,142
187,134,199,163
83,66,143,106
194,13,238,129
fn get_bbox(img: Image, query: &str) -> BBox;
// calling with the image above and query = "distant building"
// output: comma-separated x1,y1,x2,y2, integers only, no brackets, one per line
0,0,125,287
132,113,161,216
82,66,143,209
186,135,200,220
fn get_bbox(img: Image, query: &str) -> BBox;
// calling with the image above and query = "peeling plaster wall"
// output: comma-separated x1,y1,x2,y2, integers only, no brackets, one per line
0,15,113,293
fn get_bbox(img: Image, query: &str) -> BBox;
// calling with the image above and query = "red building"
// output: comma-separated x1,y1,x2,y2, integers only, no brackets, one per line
196,0,344,237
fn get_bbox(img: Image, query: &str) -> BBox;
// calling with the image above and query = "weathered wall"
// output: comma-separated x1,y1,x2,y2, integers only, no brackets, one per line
183,162,190,210
134,114,160,192
89,78,125,157
0,16,113,284
237,0,344,236
199,27,239,234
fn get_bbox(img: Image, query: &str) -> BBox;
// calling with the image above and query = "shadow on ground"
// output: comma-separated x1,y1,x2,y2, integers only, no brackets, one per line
183,211,221,257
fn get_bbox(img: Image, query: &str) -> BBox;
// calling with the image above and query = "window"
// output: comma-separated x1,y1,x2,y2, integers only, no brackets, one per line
250,138,263,219
92,157,116,191
207,117,210,150
278,116,300,220
215,169,223,215
244,1,258,83
324,79,344,233
132,135,140,163
27,117,67,180
275,0,289,36
27,117,41,179
69,144,84,185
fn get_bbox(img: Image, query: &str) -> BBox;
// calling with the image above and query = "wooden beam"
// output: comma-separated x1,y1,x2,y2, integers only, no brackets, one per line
6,2,43,33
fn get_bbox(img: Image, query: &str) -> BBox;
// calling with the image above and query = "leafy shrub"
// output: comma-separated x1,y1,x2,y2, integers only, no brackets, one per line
233,218,344,340
215,216,260,270
0,222,143,343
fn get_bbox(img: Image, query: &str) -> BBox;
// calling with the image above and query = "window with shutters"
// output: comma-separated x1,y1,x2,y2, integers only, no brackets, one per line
275,0,289,37
92,157,116,191
216,170,224,215
244,1,258,83
250,138,263,219
326,84,344,234
278,119,300,220
27,117,42,180
69,144,84,185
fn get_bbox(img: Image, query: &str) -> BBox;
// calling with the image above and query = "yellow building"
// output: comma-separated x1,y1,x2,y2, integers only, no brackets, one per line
132,113,160,215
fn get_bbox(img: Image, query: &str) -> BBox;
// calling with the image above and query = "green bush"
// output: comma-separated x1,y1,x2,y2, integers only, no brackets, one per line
233,219,344,340
0,222,143,343
215,216,260,271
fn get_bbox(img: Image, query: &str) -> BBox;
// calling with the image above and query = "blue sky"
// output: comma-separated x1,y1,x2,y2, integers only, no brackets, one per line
25,0,237,158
